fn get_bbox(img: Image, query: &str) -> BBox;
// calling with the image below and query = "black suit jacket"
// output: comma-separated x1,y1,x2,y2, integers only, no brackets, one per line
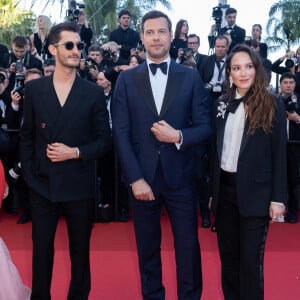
219,25,245,52
211,95,287,217
200,54,218,84
20,75,111,202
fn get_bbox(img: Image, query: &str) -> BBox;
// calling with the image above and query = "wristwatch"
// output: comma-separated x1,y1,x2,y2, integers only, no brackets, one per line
296,117,300,124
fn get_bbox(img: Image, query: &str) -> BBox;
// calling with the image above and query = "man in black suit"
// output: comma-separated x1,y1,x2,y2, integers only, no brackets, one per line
279,72,300,223
177,34,207,72
200,35,229,101
113,10,212,299
0,35,42,94
109,9,140,61
209,7,245,53
20,22,111,300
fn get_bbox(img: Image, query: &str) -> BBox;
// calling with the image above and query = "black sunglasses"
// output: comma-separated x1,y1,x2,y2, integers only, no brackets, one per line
54,41,85,51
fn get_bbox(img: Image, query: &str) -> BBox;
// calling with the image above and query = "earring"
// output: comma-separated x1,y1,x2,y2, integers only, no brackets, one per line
229,76,233,88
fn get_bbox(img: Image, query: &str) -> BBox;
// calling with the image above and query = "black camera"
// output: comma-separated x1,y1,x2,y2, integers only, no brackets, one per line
13,73,25,96
85,57,97,69
0,73,5,84
180,48,194,64
66,1,85,23
282,93,298,112
103,49,117,59
285,56,298,68
212,4,223,25
15,61,23,73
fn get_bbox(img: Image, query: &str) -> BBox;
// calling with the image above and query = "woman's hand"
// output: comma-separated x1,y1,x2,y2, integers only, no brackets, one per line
269,202,285,223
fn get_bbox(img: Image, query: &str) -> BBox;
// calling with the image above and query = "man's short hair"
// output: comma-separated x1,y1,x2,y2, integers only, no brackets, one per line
12,35,27,48
25,68,42,80
118,9,131,19
216,35,229,45
88,44,102,54
48,22,80,45
225,7,237,16
188,34,200,44
141,10,172,34
280,72,296,83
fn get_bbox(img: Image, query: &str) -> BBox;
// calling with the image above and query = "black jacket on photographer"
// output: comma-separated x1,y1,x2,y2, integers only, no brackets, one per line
283,92,300,141
272,58,300,94
0,52,42,95
109,26,140,61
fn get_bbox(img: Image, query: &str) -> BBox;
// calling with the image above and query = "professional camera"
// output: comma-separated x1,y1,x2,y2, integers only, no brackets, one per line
66,1,85,23
212,4,224,32
13,73,25,97
103,49,117,60
0,73,5,84
85,57,97,70
282,93,298,112
285,56,298,68
180,48,194,64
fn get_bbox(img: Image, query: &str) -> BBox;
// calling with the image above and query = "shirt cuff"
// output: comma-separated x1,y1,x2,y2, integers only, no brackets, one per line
271,201,285,207
11,102,19,111
175,130,183,150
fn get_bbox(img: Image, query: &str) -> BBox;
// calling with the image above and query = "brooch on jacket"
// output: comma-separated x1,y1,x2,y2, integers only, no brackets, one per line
216,101,227,119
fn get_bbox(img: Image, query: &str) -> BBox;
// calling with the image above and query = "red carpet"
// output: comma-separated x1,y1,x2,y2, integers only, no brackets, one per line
0,210,300,300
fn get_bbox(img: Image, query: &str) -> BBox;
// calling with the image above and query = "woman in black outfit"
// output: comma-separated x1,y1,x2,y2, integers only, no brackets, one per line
30,15,52,60
251,24,268,59
169,19,189,59
211,45,287,300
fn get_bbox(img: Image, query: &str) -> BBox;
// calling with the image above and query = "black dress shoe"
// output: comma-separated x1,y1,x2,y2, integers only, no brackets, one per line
3,205,18,215
17,213,31,224
97,204,113,223
286,212,298,223
202,215,211,228
118,208,129,222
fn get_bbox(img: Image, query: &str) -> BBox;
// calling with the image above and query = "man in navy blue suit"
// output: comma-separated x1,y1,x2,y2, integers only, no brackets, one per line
113,10,212,300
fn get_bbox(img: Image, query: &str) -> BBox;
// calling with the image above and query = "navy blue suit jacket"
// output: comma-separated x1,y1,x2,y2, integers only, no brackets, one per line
112,60,212,188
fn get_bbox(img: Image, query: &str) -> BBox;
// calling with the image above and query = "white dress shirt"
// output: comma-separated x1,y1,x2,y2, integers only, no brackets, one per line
221,91,245,172
147,56,170,114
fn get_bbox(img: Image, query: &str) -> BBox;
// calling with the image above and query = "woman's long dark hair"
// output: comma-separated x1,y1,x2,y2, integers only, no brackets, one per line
225,45,275,135
174,19,188,40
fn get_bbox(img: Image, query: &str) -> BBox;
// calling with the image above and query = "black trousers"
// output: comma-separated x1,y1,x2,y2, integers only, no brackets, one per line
30,190,93,300
287,143,300,216
216,170,269,300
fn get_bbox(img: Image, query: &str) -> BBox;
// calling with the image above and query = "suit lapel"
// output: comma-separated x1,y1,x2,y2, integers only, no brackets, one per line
238,117,250,159
216,110,229,162
160,61,182,118
134,63,158,117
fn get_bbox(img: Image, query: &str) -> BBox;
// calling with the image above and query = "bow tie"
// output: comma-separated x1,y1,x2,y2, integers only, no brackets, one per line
227,26,233,30
149,62,168,75
226,97,245,113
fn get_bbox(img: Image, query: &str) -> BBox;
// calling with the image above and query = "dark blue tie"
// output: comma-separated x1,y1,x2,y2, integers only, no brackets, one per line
149,62,168,75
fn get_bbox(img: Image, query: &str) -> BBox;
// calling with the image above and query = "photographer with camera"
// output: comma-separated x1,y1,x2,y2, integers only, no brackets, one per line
272,47,300,94
208,7,245,53
278,72,300,223
5,68,42,224
109,9,140,61
176,34,207,72
0,35,42,94
200,35,229,101
79,44,104,81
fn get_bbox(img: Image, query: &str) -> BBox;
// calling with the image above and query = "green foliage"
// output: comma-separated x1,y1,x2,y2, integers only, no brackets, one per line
266,0,300,52
0,0,36,48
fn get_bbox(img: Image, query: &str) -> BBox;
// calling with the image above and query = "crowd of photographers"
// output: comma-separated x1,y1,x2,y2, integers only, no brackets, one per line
0,6,299,225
